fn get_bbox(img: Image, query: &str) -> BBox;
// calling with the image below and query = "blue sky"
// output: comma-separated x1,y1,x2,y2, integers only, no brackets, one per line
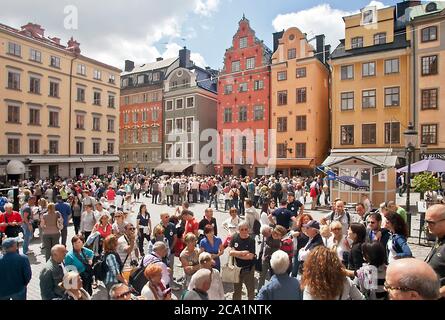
0,0,401,70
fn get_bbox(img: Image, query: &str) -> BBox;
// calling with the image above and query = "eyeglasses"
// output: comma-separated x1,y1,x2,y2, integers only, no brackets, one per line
425,218,445,226
114,290,132,299
127,227,136,231
384,281,417,293
367,221,376,225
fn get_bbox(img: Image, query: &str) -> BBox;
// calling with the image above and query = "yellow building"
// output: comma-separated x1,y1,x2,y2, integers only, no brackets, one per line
271,28,330,176
325,4,417,205
0,22,121,179
408,2,445,160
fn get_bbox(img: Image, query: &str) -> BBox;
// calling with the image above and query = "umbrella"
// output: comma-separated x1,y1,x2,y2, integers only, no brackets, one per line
397,158,445,173
336,176,369,190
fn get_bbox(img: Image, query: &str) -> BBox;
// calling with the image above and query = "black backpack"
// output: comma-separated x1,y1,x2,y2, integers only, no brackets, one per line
129,255,161,295
330,211,351,226
93,252,123,282
253,219,261,236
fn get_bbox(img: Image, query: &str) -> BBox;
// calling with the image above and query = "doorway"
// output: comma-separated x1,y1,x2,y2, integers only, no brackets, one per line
48,165,59,178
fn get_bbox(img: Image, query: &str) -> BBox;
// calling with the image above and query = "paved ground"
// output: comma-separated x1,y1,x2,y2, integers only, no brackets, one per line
22,193,433,300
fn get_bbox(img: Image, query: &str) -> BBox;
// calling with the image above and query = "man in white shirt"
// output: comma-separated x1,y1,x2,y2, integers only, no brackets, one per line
117,223,140,282
94,202,111,222
320,200,351,236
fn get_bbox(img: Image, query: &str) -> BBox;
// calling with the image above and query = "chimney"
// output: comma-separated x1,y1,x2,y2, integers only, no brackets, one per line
179,47,191,68
205,66,211,70
156,57,163,62
51,37,61,45
21,23,45,37
315,35,325,63
396,0,422,19
273,31,284,53
67,37,81,54
124,60,135,72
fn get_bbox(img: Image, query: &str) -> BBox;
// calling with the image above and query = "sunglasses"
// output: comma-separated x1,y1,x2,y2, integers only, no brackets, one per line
367,221,376,224
331,228,342,231
425,218,445,226
127,227,136,231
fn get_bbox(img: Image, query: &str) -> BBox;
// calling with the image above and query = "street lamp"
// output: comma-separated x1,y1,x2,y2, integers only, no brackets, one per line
403,123,418,237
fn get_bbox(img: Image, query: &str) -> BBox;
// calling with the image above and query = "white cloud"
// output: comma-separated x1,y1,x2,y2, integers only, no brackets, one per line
161,42,207,68
272,1,388,48
191,52,207,68
194,0,221,17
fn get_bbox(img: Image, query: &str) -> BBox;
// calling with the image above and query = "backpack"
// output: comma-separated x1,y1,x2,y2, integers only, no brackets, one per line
129,255,162,295
252,219,261,236
93,252,122,282
330,211,351,226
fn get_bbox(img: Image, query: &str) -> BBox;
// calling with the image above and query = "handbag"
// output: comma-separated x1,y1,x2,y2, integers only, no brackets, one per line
56,212,64,231
221,255,241,284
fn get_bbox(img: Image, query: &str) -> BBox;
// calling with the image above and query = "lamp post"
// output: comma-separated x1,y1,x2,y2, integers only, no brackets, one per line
403,123,418,237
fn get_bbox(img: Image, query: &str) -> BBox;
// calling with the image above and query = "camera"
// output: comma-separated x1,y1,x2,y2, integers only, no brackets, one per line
130,259,139,267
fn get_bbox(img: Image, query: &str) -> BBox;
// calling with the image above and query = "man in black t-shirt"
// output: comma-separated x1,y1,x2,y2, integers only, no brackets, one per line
198,208,218,236
269,199,297,230
229,221,256,300
287,192,304,216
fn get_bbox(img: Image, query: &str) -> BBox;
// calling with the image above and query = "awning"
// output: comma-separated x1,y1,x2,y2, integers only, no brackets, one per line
274,159,315,167
29,156,119,164
6,160,26,175
155,162,195,173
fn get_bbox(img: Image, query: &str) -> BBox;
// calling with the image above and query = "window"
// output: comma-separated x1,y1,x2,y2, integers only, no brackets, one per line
224,108,232,123
133,129,139,144
362,124,376,144
152,73,160,82
239,82,248,92
351,37,363,49
107,142,114,154
240,137,247,151
108,95,115,108
362,90,376,109
422,55,438,75
288,48,296,60
123,113,129,124
231,60,240,72
296,143,306,158
29,139,40,154
123,96,130,105
142,129,149,144
385,87,400,107
277,144,287,158
77,64,86,76
254,80,264,91
50,56,60,68
93,92,101,105
277,91,288,106
277,117,287,132
362,62,376,77
165,144,173,159
133,112,138,123
422,26,438,42
109,74,115,84
77,87,85,102
374,33,386,45
76,114,85,129
151,128,159,143
49,82,59,97
175,143,183,159
186,97,194,108
8,138,20,154
277,71,287,81
107,118,115,132
421,124,438,145
152,109,158,121
122,78,129,88
296,88,307,103
254,106,264,121
175,118,183,133
93,142,100,155
76,141,84,154
8,42,21,56
166,100,173,111
341,92,354,111
224,85,233,94
29,77,40,94
165,119,173,134
7,71,20,90
30,49,42,62
186,117,194,133
93,117,100,131
385,58,399,74
255,134,264,152
296,115,307,131
49,140,59,154
239,107,247,122
187,142,194,159
29,109,40,125
341,125,354,145
49,111,59,127
176,98,183,110
296,67,306,78
384,122,400,144
138,75,145,84
7,105,20,123
341,65,354,80
240,37,248,49
421,89,438,110
246,57,255,70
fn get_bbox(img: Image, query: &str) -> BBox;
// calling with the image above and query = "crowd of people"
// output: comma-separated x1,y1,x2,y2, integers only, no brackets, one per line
0,171,444,301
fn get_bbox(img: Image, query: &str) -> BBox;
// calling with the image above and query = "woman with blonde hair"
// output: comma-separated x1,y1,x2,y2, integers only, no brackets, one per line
147,224,170,256
180,232,200,288
326,221,350,265
301,246,364,300
40,202,63,261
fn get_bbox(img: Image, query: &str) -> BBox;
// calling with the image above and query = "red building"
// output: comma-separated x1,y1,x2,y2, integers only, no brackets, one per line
217,16,272,177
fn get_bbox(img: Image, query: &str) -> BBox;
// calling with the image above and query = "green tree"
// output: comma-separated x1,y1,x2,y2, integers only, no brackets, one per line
412,173,441,199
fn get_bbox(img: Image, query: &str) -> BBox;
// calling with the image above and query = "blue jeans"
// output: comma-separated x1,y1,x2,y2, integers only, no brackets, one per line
291,256,300,277
22,225,33,255
0,288,27,300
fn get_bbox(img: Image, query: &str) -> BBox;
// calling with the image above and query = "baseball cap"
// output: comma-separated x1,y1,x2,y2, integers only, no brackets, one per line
302,220,320,230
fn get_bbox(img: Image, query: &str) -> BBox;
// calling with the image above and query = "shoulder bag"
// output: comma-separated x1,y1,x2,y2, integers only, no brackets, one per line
221,255,241,284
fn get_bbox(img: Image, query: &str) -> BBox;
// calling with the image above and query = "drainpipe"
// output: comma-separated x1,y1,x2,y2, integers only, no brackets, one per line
411,24,417,136
69,54,79,178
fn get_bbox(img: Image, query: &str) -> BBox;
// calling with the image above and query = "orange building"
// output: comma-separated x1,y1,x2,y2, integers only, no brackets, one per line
271,28,330,176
